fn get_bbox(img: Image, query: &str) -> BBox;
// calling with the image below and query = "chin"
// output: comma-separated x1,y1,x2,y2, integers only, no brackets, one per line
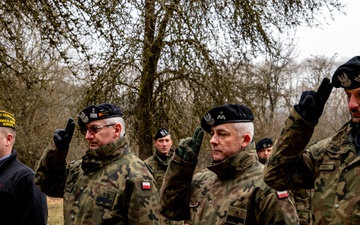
352,118,360,124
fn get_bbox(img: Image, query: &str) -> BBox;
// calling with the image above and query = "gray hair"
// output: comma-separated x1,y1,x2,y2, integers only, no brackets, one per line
103,117,126,138
233,122,254,143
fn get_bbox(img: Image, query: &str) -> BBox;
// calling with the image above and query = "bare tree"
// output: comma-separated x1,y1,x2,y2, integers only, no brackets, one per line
0,14,83,168
1,0,345,159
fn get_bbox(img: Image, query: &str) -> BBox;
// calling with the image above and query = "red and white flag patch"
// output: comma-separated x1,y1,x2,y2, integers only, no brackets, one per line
276,190,289,199
141,181,151,190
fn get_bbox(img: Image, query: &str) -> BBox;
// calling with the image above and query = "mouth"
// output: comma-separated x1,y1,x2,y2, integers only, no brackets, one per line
351,113,360,118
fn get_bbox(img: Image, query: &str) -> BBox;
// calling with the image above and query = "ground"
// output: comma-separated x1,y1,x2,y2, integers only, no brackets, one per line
47,197,63,225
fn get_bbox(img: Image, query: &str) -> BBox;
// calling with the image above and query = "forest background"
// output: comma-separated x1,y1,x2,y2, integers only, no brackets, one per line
0,1,352,224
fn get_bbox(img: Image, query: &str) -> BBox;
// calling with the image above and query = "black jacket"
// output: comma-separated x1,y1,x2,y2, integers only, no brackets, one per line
0,149,48,225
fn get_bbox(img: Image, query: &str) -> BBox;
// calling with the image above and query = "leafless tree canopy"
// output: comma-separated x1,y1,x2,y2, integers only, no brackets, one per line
0,0,347,166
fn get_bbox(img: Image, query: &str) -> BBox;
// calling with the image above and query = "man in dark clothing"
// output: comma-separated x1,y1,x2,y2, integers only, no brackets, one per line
0,110,48,225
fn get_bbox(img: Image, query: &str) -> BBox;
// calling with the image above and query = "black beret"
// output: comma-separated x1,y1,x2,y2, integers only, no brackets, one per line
78,103,123,129
201,104,254,133
332,56,360,89
154,128,170,140
256,138,273,151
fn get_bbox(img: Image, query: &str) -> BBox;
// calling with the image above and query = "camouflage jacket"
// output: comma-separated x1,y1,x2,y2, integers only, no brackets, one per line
160,146,299,225
258,156,311,225
145,150,184,225
35,137,162,225
144,149,174,189
291,189,312,225
264,108,360,225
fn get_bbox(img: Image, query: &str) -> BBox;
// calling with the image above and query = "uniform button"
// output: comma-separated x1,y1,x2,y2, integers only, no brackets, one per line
344,169,348,172
334,204,340,209
71,215,75,220
80,187,84,191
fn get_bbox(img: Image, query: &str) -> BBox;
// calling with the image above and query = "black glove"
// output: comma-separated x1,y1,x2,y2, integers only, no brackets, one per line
176,127,204,162
54,118,75,151
295,77,333,124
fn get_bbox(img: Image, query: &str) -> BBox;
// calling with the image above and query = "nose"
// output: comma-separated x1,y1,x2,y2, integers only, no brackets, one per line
85,130,94,139
348,95,360,110
209,135,218,145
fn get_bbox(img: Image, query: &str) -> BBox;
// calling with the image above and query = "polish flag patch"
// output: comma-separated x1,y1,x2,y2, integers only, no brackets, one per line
276,191,289,199
141,182,151,190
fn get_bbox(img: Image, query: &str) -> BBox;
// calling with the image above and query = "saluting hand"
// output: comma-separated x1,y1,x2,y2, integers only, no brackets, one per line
54,118,75,151
295,77,333,124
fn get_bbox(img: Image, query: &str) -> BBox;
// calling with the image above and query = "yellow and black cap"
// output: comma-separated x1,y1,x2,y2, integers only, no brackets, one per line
0,110,16,130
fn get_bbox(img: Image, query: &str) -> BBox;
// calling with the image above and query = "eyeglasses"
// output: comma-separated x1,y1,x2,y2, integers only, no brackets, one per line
80,124,115,135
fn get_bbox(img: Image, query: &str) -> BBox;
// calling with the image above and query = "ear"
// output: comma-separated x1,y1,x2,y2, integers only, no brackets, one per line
241,134,251,148
114,124,122,138
5,133,13,146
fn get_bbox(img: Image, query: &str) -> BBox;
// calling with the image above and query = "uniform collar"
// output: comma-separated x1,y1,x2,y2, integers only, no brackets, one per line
207,146,258,180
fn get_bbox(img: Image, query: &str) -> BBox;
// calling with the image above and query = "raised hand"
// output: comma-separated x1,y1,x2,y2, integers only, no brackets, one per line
295,77,333,123
53,118,75,151
176,126,204,162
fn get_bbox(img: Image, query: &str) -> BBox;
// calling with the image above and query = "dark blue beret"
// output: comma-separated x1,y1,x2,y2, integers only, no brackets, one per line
154,128,170,140
201,104,254,133
332,56,360,89
256,138,273,150
78,103,123,129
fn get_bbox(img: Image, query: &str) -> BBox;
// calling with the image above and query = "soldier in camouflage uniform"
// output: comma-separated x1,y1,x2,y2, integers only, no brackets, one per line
144,128,184,225
144,128,175,189
264,56,360,224
255,137,273,164
256,138,312,225
35,103,162,225
160,104,299,225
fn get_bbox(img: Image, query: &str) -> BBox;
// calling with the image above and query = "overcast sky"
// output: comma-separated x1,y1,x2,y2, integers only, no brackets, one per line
295,0,359,60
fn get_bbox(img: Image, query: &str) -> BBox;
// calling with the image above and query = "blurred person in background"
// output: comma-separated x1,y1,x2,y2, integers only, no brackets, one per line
255,137,273,164
145,128,184,225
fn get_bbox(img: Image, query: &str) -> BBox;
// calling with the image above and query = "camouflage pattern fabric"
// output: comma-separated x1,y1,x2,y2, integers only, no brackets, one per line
144,150,174,189
264,108,360,225
160,146,299,225
35,137,162,225
144,150,184,225
291,189,312,225
257,151,312,225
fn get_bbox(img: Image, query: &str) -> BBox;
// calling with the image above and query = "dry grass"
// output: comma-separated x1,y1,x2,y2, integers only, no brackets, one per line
47,197,63,225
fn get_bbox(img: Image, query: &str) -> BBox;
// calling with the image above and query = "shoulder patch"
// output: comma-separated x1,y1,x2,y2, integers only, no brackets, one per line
141,181,151,190
276,190,289,199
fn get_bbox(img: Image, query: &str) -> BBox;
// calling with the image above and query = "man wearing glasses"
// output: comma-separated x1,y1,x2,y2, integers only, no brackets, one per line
35,103,162,225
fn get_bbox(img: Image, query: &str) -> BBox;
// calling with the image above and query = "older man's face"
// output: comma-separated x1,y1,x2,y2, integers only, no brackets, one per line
209,123,245,162
83,120,120,150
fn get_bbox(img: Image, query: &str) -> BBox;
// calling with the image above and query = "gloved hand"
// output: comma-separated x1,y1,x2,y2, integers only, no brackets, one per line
295,77,333,124
176,126,204,162
54,118,75,151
